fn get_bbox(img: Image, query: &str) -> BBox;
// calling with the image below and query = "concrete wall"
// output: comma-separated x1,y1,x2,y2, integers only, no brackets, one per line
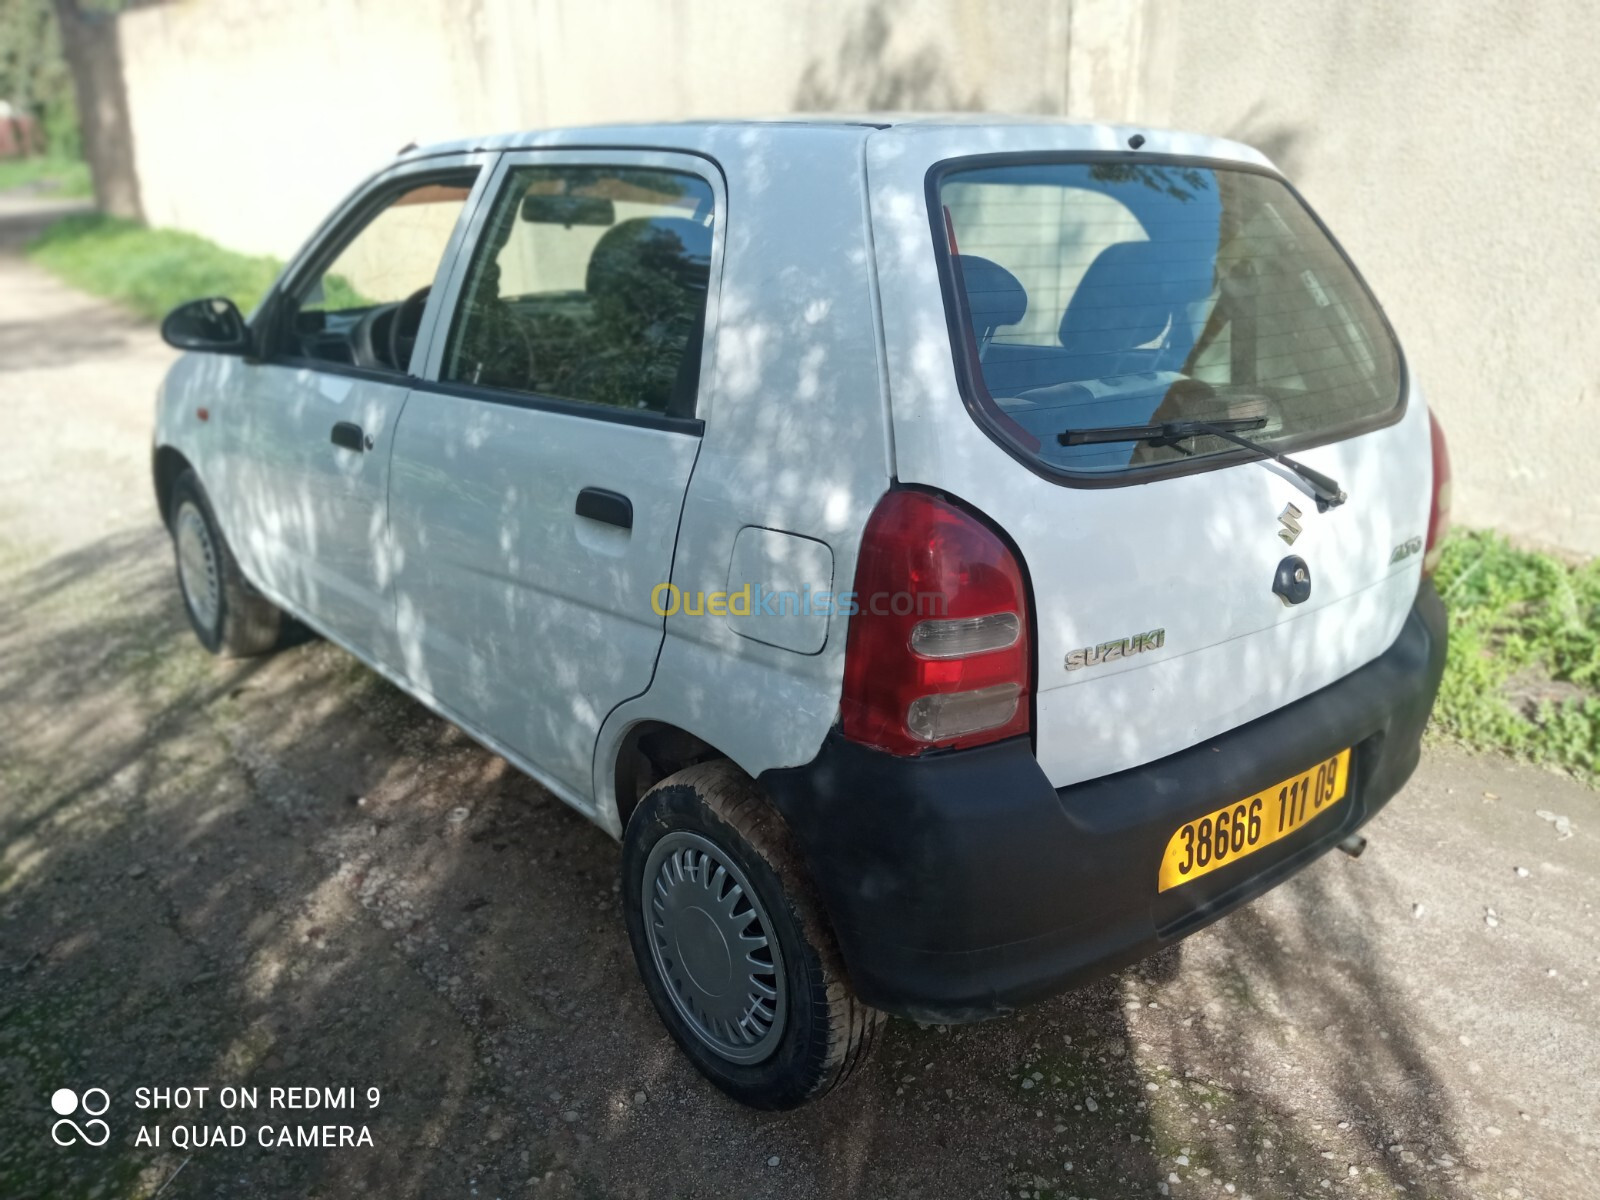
114,0,1599,553
1107,0,1600,555
117,0,1075,258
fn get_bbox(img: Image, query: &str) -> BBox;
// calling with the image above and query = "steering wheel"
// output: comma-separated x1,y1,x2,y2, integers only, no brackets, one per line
388,286,432,373
348,302,393,371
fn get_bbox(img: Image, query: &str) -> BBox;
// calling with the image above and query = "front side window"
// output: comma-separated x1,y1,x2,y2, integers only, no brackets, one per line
442,165,714,418
937,159,1402,477
280,173,477,373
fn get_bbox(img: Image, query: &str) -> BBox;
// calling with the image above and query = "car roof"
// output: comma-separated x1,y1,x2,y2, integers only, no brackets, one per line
396,116,1272,172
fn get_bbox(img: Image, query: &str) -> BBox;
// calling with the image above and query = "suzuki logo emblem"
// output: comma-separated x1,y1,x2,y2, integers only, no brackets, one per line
1278,502,1304,545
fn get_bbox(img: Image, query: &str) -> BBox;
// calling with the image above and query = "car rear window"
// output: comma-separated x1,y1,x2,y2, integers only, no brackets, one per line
935,159,1403,478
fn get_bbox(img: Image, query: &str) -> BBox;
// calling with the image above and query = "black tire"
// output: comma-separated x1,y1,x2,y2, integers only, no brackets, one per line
168,470,284,657
621,760,883,1108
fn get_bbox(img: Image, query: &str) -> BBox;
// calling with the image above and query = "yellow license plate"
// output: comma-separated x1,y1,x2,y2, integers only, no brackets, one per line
1157,749,1351,893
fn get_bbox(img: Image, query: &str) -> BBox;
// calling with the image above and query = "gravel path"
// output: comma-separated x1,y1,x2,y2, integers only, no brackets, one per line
1,192,1596,1200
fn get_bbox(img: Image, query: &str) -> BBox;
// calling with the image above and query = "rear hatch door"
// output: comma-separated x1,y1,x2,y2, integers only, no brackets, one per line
867,125,1431,789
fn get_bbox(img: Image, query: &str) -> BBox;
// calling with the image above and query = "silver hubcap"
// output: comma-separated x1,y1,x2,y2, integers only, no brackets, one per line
175,501,220,630
643,831,786,1063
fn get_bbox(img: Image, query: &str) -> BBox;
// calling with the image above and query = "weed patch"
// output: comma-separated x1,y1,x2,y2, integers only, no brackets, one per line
1432,530,1599,782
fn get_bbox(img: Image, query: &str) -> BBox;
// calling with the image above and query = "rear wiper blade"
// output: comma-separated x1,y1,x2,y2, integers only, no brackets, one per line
1057,417,1347,511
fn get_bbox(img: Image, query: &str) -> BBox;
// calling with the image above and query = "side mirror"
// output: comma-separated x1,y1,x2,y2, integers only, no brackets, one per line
161,297,250,354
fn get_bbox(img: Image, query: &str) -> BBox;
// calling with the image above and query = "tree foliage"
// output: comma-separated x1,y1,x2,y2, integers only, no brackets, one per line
0,0,78,156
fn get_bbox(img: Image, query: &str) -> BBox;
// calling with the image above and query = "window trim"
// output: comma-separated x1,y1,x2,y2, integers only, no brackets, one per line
406,376,706,436
924,150,1410,490
250,155,494,380
410,147,727,434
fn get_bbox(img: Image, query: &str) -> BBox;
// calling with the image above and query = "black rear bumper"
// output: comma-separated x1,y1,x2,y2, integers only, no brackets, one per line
760,582,1448,1024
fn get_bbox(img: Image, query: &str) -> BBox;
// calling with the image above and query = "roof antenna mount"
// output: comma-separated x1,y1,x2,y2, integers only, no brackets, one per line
1127,133,1146,150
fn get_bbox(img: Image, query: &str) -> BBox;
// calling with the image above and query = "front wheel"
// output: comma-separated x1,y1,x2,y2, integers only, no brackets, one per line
620,760,883,1108
169,470,283,657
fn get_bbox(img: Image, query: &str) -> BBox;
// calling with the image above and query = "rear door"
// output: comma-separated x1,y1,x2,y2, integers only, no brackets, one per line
387,150,719,805
868,129,1432,789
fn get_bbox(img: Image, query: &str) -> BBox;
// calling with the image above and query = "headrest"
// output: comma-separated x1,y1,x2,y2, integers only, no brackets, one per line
955,254,1027,334
1058,240,1208,359
586,216,712,299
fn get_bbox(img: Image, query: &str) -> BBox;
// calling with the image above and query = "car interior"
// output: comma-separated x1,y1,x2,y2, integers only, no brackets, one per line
447,186,713,416
272,170,714,421
955,239,1307,470
275,175,479,374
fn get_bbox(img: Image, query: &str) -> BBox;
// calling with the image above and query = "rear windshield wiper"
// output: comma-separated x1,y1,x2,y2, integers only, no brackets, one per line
1057,418,1347,511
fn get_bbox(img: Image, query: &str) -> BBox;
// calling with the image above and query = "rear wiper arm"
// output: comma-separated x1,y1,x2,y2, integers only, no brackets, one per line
1058,417,1347,511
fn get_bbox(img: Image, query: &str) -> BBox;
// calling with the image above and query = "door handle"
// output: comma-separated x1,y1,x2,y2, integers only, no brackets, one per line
331,421,367,452
575,487,633,530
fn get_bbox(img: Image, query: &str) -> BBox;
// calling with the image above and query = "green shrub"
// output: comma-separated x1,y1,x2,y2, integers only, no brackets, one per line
1432,530,1600,782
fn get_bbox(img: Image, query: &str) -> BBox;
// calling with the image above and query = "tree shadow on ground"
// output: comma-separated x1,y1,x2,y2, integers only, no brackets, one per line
0,519,1156,1197
1,522,1481,1199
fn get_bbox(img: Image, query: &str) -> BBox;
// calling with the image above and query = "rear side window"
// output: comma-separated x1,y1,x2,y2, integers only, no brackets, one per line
935,159,1403,477
442,165,713,418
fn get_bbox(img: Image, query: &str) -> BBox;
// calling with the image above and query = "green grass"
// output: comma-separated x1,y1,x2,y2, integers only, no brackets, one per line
0,155,91,197
27,212,284,321
1433,529,1600,782
26,212,374,321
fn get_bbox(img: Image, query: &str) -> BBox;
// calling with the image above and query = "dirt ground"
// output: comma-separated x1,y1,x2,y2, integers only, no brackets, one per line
1,192,1597,1200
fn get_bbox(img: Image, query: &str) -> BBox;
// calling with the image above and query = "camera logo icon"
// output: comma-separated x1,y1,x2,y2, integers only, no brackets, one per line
50,1087,111,1147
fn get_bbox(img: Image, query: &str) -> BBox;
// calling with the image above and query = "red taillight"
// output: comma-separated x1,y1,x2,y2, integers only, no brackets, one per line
1423,410,1452,577
840,490,1031,755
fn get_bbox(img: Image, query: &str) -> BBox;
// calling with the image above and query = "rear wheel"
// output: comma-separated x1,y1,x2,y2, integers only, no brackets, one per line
621,760,883,1108
169,470,283,657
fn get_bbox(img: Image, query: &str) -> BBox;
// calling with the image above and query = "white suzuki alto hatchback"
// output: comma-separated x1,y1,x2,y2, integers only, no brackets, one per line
154,117,1450,1109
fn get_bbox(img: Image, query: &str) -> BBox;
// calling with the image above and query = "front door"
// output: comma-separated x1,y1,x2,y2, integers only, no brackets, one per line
388,151,720,805
234,159,487,663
